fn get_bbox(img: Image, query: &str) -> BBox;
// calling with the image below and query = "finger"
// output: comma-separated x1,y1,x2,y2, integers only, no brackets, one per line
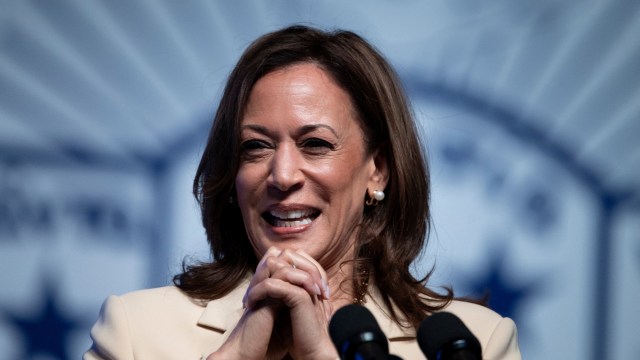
268,263,322,298
276,249,329,299
245,277,312,309
322,298,333,322
246,253,322,308
292,249,331,299
254,247,283,281
244,247,282,306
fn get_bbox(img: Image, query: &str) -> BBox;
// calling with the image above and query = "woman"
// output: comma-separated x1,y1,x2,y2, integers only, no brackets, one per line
85,25,520,359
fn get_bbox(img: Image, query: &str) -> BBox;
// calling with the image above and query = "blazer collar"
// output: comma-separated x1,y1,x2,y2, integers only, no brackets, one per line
197,277,415,340
197,276,250,332
363,285,415,340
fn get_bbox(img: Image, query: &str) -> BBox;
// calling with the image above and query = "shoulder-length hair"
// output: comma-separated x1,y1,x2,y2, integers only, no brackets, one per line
174,25,453,327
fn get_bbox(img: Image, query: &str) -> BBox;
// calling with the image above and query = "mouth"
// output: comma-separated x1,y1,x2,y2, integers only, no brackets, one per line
262,208,320,228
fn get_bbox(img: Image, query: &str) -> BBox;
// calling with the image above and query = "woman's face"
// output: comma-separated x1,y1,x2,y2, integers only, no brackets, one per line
235,63,386,269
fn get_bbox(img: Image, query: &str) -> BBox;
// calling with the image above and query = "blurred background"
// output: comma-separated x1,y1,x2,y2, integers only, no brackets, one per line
1,0,639,359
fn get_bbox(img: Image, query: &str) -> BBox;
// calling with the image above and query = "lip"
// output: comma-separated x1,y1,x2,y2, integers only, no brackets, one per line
262,203,320,236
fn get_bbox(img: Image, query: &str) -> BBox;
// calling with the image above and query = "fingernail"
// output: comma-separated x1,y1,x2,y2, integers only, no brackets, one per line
322,279,329,296
314,283,321,296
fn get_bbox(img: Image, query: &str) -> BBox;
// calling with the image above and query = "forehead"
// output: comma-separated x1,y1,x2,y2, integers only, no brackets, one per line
247,63,352,102
245,63,356,117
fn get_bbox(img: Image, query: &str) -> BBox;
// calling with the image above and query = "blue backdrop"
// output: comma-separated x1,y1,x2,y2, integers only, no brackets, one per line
1,1,639,359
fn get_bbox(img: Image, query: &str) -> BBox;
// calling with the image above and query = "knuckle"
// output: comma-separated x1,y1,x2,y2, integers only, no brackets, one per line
265,257,280,268
267,246,280,254
280,248,294,259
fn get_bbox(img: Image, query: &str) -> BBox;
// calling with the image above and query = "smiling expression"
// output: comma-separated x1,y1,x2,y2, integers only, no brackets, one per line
235,63,386,269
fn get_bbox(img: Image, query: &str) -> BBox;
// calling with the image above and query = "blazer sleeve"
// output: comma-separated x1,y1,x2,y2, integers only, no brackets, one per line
84,295,134,360
483,317,521,360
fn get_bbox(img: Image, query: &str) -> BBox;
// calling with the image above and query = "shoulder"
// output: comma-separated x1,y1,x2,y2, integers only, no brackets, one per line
442,300,521,360
93,285,206,330
443,300,504,332
85,286,218,359
101,286,207,328
115,285,205,309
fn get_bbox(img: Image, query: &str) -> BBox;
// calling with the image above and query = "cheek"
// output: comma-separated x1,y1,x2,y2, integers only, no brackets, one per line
316,162,369,203
234,167,260,207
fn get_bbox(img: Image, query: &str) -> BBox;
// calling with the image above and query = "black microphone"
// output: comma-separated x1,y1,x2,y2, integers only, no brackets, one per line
329,304,390,360
417,312,481,360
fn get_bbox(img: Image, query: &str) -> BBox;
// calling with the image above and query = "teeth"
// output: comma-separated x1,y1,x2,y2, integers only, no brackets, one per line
270,209,314,220
273,217,313,227
268,208,316,228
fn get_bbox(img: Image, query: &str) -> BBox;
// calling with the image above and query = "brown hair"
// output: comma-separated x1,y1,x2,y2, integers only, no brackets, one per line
174,25,453,328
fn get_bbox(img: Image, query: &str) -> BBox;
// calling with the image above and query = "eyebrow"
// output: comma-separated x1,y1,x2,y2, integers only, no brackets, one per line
298,124,338,138
240,124,270,136
240,124,339,138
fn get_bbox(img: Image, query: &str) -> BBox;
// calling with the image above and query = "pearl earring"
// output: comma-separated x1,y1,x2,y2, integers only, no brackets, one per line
366,190,385,206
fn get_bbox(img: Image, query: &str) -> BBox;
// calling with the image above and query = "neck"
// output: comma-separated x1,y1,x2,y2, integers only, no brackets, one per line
326,263,355,310
315,238,366,310
325,259,370,312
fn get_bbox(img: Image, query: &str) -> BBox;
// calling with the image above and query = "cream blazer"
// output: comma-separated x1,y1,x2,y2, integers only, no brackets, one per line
84,281,521,359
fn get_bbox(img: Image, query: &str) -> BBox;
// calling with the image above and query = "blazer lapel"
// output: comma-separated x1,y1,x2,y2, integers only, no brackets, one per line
197,278,249,333
364,286,416,340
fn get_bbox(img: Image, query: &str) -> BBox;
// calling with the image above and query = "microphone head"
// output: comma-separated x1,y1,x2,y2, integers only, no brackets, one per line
417,312,482,360
329,304,388,359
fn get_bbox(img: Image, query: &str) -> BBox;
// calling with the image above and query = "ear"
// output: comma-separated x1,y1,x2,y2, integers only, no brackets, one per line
367,148,389,195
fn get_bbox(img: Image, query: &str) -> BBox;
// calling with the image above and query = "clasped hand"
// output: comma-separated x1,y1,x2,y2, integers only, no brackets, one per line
207,247,338,360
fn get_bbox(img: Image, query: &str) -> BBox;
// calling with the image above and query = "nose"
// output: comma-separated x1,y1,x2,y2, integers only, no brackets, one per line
267,143,304,192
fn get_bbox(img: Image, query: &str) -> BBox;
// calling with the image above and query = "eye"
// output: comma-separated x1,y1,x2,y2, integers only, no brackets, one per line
240,139,270,151
299,137,335,156
301,137,334,150
240,140,272,160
